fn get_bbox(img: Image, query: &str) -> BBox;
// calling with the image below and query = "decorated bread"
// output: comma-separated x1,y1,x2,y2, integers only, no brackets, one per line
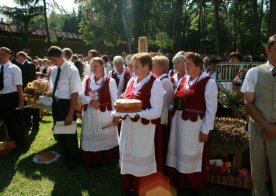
26,79,49,94
32,79,49,94
114,99,142,113
37,151,56,163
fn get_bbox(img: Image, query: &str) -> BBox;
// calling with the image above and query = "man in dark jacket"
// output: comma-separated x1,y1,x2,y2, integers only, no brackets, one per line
16,51,39,131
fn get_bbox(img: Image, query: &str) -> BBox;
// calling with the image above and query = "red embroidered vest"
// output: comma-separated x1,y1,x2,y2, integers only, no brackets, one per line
83,76,112,112
124,75,160,125
169,70,175,77
170,73,179,89
111,69,131,93
111,69,120,86
175,76,210,122
122,69,131,93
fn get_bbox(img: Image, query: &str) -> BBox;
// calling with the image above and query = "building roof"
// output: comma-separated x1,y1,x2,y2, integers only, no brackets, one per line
0,23,80,40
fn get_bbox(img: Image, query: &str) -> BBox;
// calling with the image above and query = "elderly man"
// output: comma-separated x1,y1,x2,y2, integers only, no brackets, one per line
108,55,131,98
241,34,276,196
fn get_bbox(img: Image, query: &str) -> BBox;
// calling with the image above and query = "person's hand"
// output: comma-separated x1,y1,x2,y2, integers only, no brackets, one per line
17,101,24,111
75,100,82,111
90,100,100,109
64,114,73,126
112,116,121,124
199,132,208,142
262,124,276,140
261,130,274,140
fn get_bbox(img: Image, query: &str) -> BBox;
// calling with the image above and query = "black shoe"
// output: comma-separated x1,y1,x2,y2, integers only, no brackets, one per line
67,162,78,170
24,125,32,130
32,126,39,131
24,122,32,128
56,159,69,167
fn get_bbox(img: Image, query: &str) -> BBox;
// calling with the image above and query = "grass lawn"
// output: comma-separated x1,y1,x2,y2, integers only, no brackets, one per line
0,113,252,196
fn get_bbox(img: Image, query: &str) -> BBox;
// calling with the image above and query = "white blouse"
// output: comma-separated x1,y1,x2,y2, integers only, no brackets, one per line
80,75,118,107
158,74,174,125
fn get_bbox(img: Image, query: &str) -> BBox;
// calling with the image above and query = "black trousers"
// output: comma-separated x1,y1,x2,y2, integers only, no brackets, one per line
0,92,25,147
52,98,78,164
23,107,40,129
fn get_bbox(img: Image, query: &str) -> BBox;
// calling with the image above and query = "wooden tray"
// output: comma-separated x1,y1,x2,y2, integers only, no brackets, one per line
207,173,253,189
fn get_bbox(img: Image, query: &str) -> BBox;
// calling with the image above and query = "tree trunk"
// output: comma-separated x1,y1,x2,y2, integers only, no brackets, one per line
181,0,187,50
43,0,50,46
202,2,207,54
213,0,222,55
198,1,203,53
232,0,239,51
252,0,259,56
258,0,264,48
269,0,276,36
172,0,184,53
132,0,146,52
121,0,131,53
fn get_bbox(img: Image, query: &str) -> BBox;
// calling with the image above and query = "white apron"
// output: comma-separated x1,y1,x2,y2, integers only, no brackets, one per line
81,106,118,152
166,111,204,173
119,116,156,177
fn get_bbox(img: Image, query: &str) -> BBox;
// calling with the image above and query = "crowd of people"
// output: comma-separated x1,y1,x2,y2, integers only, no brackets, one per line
1,33,276,196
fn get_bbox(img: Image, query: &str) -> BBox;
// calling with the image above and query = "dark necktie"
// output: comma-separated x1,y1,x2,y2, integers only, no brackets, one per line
52,67,61,98
0,65,4,90
272,67,276,77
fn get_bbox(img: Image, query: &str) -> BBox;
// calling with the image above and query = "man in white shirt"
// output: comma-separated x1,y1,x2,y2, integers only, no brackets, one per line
0,47,25,148
48,46,82,170
241,34,276,196
62,47,74,65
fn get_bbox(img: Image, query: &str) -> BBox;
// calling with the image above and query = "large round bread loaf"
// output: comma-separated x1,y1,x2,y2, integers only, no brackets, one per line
37,151,56,163
114,99,142,113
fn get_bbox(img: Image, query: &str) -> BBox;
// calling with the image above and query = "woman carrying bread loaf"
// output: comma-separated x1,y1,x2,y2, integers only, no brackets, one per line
166,52,218,195
80,57,119,166
113,53,166,194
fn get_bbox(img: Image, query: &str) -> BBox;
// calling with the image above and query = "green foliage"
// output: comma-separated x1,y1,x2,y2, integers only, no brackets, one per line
218,87,245,119
1,0,275,55
150,32,174,50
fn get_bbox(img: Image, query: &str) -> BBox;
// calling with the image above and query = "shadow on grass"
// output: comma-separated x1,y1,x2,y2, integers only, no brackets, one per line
15,144,121,196
0,149,24,192
0,121,40,192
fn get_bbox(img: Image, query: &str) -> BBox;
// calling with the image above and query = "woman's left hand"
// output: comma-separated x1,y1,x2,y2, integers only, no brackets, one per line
64,114,73,125
90,100,100,109
112,116,121,124
199,132,208,142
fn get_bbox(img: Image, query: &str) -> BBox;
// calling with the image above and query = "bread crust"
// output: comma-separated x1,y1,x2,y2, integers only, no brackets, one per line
114,99,142,113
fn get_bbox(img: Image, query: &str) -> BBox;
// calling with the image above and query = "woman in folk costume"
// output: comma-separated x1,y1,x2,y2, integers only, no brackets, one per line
113,53,165,194
170,53,186,89
152,55,174,164
80,57,119,166
166,52,218,195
